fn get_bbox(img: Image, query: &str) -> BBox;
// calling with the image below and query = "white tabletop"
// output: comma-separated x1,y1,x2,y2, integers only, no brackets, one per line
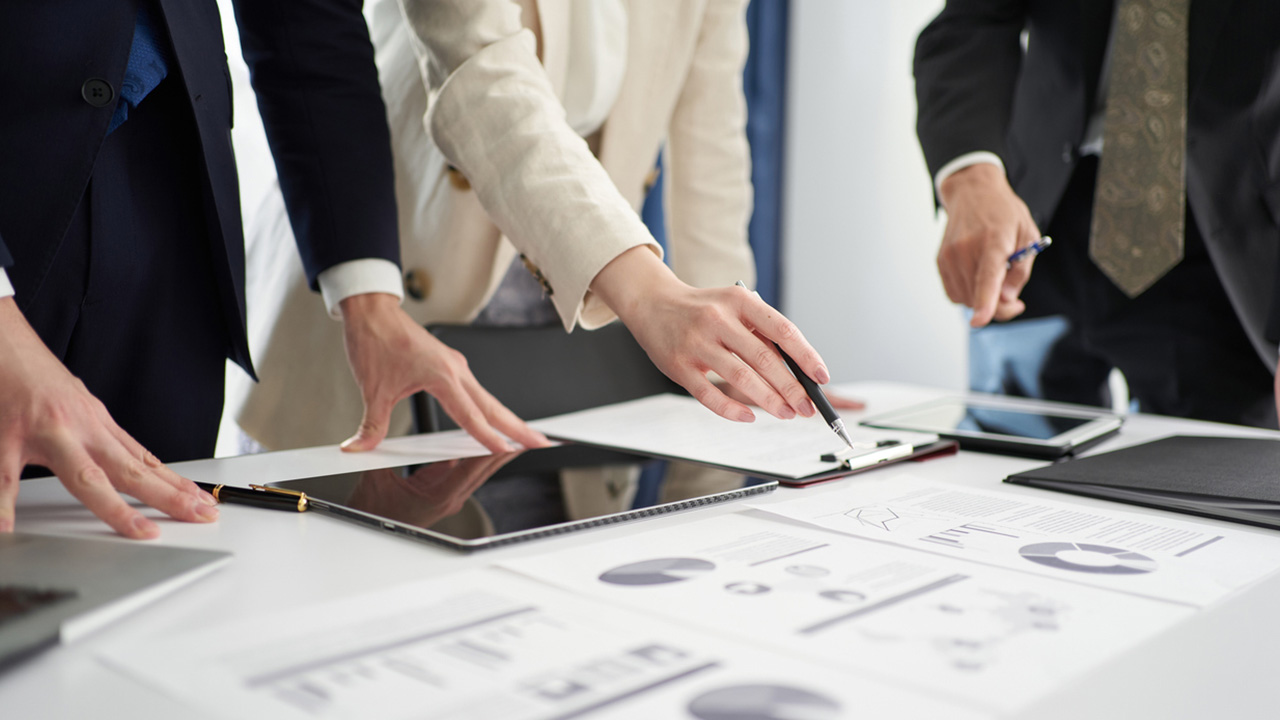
7,381,1280,719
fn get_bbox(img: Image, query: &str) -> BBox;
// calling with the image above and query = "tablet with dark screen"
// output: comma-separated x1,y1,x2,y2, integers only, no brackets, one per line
269,444,775,551
860,396,1122,459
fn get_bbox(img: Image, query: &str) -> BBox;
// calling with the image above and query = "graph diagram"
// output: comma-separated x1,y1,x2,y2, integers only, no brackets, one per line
1019,542,1158,575
687,684,842,720
598,558,716,586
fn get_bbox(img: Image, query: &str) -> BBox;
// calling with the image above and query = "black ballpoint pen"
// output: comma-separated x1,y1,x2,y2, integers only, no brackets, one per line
195,481,310,513
735,281,856,451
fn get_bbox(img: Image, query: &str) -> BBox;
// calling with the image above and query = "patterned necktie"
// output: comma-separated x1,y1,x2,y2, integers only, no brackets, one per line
1088,0,1190,298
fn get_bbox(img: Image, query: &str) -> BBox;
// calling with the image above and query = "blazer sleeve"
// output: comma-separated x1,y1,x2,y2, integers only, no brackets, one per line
231,0,400,288
662,0,756,292
914,0,1029,181
397,0,661,332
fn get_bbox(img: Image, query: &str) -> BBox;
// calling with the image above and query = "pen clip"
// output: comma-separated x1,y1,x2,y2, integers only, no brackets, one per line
249,484,310,512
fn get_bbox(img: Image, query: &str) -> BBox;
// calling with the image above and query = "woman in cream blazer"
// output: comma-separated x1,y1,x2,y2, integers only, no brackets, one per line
232,0,766,450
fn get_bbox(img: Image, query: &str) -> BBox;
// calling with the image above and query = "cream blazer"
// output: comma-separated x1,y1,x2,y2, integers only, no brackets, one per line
233,0,755,450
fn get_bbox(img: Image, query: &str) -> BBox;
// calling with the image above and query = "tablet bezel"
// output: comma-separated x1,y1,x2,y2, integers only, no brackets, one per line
268,445,777,552
859,396,1123,459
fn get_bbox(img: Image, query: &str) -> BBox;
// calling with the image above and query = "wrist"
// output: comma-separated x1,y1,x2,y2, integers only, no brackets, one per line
338,292,402,327
0,296,34,340
589,246,680,322
939,163,1009,212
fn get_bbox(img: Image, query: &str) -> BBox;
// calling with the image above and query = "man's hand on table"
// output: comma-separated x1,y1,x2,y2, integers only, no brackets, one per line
336,293,550,454
937,163,1043,328
0,298,219,538
590,247,834,423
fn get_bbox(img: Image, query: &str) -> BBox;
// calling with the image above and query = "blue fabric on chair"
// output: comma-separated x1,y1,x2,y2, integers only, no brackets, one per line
968,314,1070,399
108,5,171,135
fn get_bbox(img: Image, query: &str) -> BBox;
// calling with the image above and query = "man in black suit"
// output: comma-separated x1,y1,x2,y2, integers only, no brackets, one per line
0,0,545,539
914,0,1280,428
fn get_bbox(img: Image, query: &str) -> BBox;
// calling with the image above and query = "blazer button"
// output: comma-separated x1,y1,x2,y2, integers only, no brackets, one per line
446,165,471,191
643,166,661,194
81,78,115,108
404,268,431,301
519,254,554,296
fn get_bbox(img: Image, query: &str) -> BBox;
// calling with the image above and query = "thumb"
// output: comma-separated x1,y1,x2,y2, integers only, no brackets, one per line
341,395,395,453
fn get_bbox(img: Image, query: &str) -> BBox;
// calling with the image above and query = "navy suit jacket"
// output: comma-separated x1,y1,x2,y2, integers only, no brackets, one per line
0,0,400,374
914,0,1280,369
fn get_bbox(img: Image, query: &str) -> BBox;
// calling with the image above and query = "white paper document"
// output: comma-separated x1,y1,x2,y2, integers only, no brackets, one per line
531,393,937,479
100,568,982,720
501,513,1190,713
752,474,1280,607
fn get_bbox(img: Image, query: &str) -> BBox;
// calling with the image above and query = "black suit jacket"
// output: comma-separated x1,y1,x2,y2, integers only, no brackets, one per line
0,0,399,373
914,0,1280,369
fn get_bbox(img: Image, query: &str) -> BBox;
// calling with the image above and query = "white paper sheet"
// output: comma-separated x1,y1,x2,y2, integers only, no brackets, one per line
531,394,937,479
500,513,1191,713
100,568,984,720
751,474,1280,607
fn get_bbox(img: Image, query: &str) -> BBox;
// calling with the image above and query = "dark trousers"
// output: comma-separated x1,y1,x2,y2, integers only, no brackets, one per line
21,77,230,464
1023,156,1276,429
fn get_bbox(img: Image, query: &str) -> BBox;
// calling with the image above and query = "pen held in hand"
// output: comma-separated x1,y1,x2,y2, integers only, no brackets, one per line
1006,236,1052,269
734,281,856,451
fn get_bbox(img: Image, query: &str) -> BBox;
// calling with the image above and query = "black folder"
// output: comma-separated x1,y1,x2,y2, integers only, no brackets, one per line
1004,435,1280,530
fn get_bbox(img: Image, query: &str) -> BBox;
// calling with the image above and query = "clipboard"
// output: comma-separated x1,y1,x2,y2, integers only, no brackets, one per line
549,437,960,487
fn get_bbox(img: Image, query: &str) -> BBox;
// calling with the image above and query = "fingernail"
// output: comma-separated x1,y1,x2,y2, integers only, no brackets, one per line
797,400,816,418
779,406,796,420
131,515,159,538
195,499,219,521
816,365,831,384
340,436,360,452
736,409,756,422
199,490,219,507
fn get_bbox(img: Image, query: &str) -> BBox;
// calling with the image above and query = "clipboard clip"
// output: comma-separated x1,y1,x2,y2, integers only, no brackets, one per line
820,440,905,469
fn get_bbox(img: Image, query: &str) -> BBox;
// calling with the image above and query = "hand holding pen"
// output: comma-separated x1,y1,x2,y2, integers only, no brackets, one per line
935,163,1045,328
734,281,857,451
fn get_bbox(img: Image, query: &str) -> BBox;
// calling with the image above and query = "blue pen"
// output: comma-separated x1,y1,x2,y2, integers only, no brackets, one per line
1006,236,1052,268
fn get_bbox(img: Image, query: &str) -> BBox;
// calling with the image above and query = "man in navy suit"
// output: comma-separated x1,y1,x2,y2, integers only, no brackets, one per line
0,0,545,539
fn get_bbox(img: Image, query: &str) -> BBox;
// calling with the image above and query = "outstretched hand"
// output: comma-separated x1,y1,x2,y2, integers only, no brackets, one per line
937,163,1043,327
337,293,550,454
590,247,833,423
0,299,219,538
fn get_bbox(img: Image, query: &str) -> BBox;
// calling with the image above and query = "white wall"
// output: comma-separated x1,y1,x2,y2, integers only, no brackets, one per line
782,0,966,391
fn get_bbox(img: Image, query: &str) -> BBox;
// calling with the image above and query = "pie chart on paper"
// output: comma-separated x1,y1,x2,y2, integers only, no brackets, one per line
598,558,716,586
687,684,842,720
1019,542,1158,575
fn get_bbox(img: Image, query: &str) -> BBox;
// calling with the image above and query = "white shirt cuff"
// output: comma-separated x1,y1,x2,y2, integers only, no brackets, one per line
0,268,13,299
934,151,1006,197
317,259,404,320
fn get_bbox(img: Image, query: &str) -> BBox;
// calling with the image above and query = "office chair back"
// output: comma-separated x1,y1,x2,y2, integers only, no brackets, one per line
413,322,684,433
